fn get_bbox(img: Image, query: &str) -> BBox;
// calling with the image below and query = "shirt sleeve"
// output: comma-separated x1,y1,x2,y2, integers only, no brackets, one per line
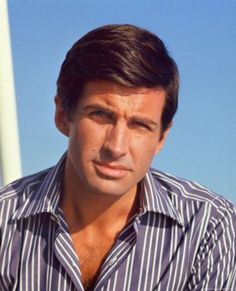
185,204,236,290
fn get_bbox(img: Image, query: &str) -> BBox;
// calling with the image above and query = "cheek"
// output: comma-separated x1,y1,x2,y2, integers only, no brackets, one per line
69,123,106,157
131,134,161,156
131,136,160,169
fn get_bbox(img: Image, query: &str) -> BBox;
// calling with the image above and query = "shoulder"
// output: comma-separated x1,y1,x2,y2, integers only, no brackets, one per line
150,167,235,209
150,169,236,273
0,168,51,201
150,168,236,231
0,168,51,220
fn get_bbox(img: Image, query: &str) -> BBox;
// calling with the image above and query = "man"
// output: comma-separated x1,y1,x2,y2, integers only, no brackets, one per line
0,24,235,291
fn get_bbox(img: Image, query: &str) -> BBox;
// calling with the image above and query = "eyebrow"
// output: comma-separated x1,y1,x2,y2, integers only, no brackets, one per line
130,117,158,128
82,103,159,128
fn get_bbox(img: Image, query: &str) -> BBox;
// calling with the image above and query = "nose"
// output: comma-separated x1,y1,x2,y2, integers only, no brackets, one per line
103,120,129,159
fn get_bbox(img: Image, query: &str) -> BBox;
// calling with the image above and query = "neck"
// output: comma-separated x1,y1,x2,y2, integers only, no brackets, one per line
60,157,139,234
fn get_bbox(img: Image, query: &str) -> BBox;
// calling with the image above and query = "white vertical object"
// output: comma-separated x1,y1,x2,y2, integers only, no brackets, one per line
0,0,22,185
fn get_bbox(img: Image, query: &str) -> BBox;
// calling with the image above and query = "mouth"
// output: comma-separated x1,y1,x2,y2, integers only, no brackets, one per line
93,161,130,179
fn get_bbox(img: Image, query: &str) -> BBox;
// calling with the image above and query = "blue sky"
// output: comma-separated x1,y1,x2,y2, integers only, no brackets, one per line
8,0,236,203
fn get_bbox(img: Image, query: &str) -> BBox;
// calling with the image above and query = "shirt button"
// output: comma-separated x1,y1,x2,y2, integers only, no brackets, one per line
109,256,117,266
136,217,141,224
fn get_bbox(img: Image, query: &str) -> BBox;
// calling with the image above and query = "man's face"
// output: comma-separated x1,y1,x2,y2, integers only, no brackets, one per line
55,80,170,197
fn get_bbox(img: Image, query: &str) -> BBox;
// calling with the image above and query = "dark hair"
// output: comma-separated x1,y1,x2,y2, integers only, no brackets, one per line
56,24,179,133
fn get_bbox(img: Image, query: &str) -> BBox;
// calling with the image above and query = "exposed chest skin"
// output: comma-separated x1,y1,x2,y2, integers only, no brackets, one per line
71,230,116,290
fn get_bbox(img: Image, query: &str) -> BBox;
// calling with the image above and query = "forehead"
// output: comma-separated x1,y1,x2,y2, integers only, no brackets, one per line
80,80,166,111
83,80,165,98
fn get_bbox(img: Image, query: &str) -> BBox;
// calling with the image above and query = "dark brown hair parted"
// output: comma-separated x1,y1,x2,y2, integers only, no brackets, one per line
56,24,179,133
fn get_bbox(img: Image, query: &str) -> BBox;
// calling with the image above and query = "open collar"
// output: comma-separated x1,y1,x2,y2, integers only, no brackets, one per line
12,154,184,227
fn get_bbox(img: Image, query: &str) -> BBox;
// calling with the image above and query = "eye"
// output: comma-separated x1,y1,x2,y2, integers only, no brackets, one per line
135,121,151,131
88,110,113,124
89,110,108,117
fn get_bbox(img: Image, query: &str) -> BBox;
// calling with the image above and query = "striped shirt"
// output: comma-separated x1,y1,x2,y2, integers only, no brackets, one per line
0,154,236,291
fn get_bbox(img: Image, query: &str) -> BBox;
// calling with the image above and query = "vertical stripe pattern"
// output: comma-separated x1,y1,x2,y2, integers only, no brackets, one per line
0,155,235,290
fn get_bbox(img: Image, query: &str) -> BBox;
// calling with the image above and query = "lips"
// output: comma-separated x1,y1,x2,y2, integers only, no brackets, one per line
93,161,130,179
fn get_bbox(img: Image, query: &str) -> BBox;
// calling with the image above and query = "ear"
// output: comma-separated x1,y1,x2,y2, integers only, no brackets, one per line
54,96,70,137
154,122,172,155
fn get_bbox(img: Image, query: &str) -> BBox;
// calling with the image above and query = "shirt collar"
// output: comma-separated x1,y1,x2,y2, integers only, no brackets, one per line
12,154,184,226
140,169,185,227
12,154,66,221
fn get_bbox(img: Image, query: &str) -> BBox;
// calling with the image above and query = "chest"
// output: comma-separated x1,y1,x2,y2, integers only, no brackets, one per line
71,233,116,289
3,214,195,291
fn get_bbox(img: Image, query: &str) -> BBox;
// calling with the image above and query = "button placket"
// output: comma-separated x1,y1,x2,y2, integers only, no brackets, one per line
134,216,141,234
